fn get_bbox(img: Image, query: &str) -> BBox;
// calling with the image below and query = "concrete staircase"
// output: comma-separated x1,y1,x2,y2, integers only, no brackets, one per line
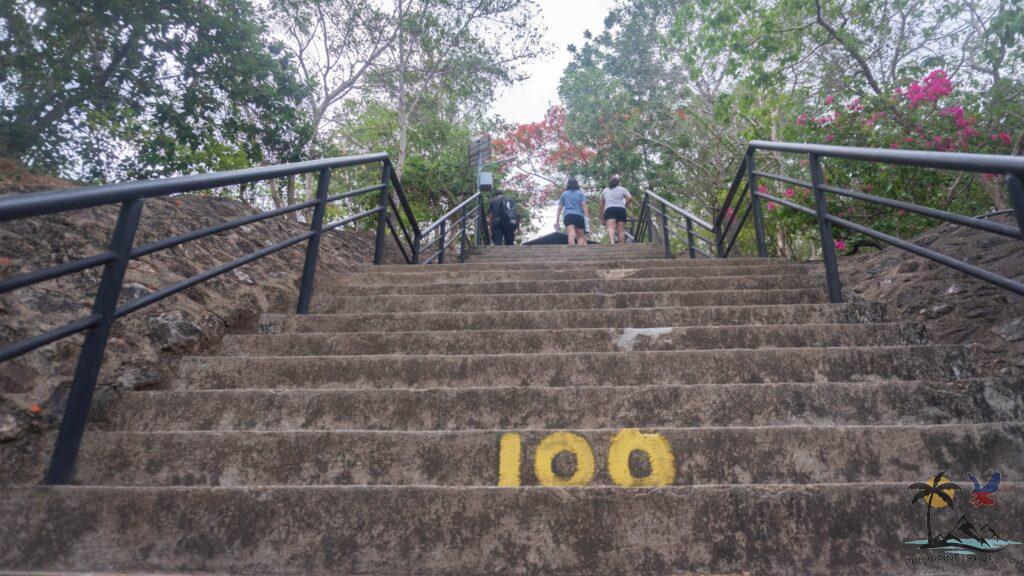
3,243,1023,574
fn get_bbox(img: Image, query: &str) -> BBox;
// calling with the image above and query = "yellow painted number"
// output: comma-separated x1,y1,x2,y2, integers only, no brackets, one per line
606,428,676,487
498,433,522,487
533,431,596,487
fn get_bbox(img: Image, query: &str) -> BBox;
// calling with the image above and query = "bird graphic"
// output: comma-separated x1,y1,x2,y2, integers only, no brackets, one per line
967,471,1000,508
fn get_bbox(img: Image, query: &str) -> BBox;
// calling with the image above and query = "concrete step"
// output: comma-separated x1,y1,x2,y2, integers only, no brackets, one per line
316,288,826,314
96,379,1024,432
175,346,973,390
261,302,888,333
336,274,819,296
220,323,926,356
3,485,1022,574
465,252,671,262
470,243,662,252
361,257,795,273
70,423,1024,487
333,263,817,285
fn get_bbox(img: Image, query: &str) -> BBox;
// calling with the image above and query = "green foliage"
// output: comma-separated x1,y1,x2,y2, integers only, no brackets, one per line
1,0,311,182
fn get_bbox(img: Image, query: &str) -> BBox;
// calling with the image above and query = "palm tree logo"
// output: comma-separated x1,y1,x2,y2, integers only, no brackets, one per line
908,471,961,545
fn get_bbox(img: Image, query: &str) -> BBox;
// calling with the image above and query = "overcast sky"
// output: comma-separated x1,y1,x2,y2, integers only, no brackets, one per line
490,0,616,239
491,0,616,125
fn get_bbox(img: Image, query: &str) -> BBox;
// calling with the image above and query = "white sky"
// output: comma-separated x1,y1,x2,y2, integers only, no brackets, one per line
491,0,616,124
490,0,616,239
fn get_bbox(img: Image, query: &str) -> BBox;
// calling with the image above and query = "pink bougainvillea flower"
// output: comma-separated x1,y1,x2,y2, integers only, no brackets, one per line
997,132,1013,146
825,134,835,143
767,202,777,211
897,209,906,216
758,184,767,194
846,98,863,112
796,113,808,126
834,239,847,251
785,188,795,197
825,94,834,105
725,207,735,218
901,69,953,106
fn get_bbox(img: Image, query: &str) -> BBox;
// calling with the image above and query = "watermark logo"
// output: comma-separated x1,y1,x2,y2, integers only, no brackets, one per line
906,470,1020,555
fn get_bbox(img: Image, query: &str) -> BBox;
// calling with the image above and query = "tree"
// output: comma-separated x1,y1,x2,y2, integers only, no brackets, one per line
909,472,961,544
373,0,546,178
1,0,310,181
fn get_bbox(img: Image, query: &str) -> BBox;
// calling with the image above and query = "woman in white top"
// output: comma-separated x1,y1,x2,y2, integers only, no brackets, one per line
599,175,632,244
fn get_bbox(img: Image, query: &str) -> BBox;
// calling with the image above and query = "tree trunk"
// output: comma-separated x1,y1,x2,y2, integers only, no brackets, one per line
977,174,1010,211
268,179,284,210
286,176,298,221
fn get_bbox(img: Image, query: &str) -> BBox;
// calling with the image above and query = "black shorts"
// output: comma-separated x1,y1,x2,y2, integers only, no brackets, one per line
563,213,586,229
604,206,628,222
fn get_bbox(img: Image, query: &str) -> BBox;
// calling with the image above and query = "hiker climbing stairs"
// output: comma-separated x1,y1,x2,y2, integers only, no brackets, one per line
2,243,1022,573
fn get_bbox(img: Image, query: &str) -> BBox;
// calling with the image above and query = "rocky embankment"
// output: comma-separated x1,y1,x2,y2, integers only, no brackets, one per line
0,159,402,452
842,213,1024,377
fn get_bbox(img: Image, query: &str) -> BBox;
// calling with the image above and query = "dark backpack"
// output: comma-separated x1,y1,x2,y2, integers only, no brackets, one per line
496,198,520,227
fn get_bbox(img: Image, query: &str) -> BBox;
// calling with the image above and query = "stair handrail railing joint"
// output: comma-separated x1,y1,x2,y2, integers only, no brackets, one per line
0,152,426,485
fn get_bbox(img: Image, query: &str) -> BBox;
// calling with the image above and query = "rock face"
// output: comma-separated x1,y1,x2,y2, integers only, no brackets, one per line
839,213,1024,377
0,162,403,453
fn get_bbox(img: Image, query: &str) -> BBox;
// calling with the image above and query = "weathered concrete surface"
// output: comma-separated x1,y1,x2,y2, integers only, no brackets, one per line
342,263,816,284
261,303,888,333
68,423,1024,486
219,323,926,356
317,288,826,314
338,274,819,296
361,256,795,272
174,346,974,390
1,485,1022,575
94,379,1024,432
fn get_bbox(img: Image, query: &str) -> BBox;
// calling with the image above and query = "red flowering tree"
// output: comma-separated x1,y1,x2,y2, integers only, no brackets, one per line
493,105,596,208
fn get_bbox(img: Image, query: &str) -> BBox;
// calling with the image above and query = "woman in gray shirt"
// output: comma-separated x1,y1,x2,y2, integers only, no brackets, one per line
599,175,632,244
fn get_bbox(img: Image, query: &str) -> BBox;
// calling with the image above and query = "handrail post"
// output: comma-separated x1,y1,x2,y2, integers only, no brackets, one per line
746,148,768,257
438,220,447,264
660,200,671,258
459,201,468,263
713,221,724,258
45,197,145,485
373,162,391,265
809,153,844,303
1007,173,1024,238
685,216,696,259
476,193,484,246
296,168,331,314
645,194,656,243
412,231,421,264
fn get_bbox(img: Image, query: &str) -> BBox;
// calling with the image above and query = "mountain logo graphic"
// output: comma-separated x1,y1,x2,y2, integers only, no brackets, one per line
905,471,1020,555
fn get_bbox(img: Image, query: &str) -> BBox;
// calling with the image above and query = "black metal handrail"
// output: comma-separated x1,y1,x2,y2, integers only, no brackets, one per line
714,141,1024,302
633,189,716,260
0,152,425,485
415,191,485,264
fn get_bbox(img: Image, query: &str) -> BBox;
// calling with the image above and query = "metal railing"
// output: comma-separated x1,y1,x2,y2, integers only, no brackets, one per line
633,190,717,259
415,191,486,264
0,153,423,484
631,141,1024,303
715,142,1024,302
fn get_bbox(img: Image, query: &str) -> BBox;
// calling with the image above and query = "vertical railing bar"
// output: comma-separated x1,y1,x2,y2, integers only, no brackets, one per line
44,197,145,485
809,153,844,303
686,216,696,259
438,220,447,264
459,200,468,263
660,200,671,258
296,168,331,314
1006,173,1024,239
476,193,484,246
746,148,768,257
373,162,391,265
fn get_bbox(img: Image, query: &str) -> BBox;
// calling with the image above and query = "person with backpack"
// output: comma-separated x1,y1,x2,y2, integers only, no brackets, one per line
554,177,589,245
488,191,520,245
599,174,632,244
